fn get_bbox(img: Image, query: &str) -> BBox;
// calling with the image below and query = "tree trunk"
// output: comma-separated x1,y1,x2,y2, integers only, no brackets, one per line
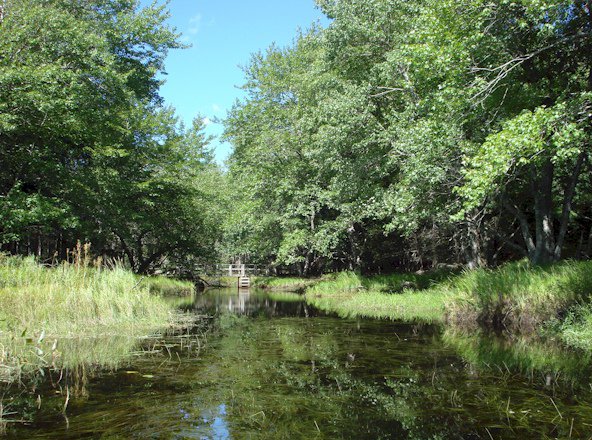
465,213,487,269
586,225,592,259
554,152,586,260
532,159,555,265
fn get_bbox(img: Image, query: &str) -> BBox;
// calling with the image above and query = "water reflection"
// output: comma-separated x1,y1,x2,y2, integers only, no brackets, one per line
193,288,315,318
5,288,592,439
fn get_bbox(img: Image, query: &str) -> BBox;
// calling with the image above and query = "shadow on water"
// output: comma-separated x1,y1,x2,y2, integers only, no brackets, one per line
3,288,592,439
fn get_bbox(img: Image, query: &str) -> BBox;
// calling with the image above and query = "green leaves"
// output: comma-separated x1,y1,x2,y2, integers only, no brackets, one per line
224,0,592,270
459,101,588,214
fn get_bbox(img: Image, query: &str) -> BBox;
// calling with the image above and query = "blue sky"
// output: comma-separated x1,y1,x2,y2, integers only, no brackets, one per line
141,0,329,164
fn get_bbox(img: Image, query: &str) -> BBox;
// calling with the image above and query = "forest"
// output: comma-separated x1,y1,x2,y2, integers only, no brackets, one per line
2,1,592,437
1,0,591,277
224,0,592,275
0,0,223,275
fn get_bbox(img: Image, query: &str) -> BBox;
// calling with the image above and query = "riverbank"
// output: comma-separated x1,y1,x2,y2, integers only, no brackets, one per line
0,256,189,384
305,271,454,324
141,275,195,296
303,261,592,349
253,276,319,292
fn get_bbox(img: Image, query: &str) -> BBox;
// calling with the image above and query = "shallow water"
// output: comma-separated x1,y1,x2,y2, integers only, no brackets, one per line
5,288,592,439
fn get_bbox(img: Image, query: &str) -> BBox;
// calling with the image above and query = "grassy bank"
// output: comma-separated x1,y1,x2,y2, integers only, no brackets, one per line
141,275,195,296
305,271,452,323
446,260,592,331
303,261,592,347
254,276,318,292
0,256,179,384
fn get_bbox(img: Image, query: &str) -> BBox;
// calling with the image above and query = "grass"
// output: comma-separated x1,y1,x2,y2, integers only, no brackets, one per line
253,276,318,292
0,255,177,384
140,275,195,296
446,260,592,331
303,261,592,339
553,304,592,350
305,271,453,323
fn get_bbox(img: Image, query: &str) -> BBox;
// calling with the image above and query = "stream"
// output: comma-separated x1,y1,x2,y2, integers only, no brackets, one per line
5,288,592,439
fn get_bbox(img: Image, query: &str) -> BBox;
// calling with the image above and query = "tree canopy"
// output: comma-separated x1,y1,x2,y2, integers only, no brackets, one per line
223,0,592,274
0,0,223,274
2,0,591,275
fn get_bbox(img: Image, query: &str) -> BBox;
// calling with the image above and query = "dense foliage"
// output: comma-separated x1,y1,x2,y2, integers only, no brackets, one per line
0,0,223,273
223,0,592,274
2,0,591,276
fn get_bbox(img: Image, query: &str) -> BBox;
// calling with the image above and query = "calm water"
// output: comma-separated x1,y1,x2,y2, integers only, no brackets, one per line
5,288,592,439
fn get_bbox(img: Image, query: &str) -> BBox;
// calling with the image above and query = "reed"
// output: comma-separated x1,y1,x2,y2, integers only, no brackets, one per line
0,255,175,384
141,276,195,296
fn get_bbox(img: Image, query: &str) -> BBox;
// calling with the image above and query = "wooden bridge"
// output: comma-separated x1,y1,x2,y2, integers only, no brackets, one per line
195,264,261,288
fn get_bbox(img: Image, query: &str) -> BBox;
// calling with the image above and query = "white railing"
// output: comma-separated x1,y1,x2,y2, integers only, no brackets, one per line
195,264,260,277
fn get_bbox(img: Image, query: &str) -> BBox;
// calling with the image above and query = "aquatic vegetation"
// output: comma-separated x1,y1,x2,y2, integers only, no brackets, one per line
4,288,592,438
305,271,453,323
0,255,177,384
140,275,195,296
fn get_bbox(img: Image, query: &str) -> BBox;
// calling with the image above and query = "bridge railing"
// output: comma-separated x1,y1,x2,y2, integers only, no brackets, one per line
195,264,261,277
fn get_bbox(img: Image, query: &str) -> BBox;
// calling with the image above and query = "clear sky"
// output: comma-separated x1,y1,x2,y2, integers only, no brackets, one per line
141,0,329,164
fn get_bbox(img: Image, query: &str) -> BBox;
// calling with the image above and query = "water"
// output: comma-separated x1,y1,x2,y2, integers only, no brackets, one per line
4,289,592,439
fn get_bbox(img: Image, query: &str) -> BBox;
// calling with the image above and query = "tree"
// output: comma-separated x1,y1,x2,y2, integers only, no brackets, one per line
0,0,223,273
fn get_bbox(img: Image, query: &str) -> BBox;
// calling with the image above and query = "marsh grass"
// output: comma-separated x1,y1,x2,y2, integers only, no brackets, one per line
305,271,452,323
554,304,592,350
0,255,176,384
254,276,319,292
304,261,592,333
446,260,592,331
141,276,195,296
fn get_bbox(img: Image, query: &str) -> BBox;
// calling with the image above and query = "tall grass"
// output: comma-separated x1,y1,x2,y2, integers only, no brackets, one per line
305,272,452,323
446,260,592,331
554,304,592,350
0,255,175,384
303,261,592,335
141,276,195,296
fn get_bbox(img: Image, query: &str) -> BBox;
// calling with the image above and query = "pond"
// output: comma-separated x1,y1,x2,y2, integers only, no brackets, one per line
4,288,592,439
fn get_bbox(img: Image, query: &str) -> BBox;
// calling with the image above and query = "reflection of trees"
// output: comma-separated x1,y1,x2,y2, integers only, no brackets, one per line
443,329,592,386
205,318,592,439
186,317,462,439
6,308,592,439
1,319,208,435
443,329,592,438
